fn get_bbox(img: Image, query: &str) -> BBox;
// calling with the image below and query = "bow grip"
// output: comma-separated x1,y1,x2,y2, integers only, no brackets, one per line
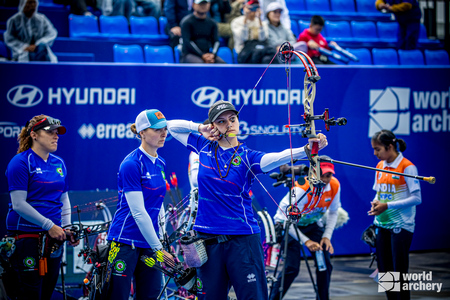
311,141,319,156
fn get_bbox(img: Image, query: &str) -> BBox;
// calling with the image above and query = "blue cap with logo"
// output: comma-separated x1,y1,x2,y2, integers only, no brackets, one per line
135,109,167,132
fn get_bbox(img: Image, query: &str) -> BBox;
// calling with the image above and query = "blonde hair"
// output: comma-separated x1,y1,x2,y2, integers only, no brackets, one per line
17,114,48,154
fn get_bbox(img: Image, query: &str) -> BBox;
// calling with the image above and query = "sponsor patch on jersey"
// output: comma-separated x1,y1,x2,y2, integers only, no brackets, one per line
23,257,36,268
114,260,127,273
56,167,63,176
197,278,203,290
231,156,241,166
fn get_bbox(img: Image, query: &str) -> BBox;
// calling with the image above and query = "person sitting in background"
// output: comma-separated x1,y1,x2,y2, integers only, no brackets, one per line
68,0,97,16
260,0,290,30
297,15,337,64
209,0,232,47
4,0,58,62
231,0,272,63
264,2,295,51
164,0,190,48
375,0,421,50
180,0,225,63
134,0,161,18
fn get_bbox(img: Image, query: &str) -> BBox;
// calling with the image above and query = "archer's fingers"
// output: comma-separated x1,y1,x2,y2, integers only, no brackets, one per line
317,133,328,150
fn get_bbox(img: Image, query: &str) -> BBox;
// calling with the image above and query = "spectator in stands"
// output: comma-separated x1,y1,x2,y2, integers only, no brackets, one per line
180,0,225,63
225,0,244,23
260,0,290,30
101,0,134,21
265,2,295,51
297,15,337,64
4,0,58,62
164,0,190,48
69,0,96,16
209,0,232,46
134,0,161,18
375,0,421,50
231,0,274,63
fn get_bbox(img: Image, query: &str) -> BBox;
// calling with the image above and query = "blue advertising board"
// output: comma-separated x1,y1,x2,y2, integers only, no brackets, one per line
1,62,449,255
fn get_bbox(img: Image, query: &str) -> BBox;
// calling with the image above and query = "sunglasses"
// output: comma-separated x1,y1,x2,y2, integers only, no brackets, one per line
248,5,260,11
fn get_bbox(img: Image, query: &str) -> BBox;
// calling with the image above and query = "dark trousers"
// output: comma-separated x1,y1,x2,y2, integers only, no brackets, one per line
28,44,50,61
376,227,413,300
196,233,268,300
397,21,420,50
3,236,63,300
102,242,162,300
270,223,332,300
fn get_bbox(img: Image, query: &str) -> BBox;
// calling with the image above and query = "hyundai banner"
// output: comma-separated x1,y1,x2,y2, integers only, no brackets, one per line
1,62,449,255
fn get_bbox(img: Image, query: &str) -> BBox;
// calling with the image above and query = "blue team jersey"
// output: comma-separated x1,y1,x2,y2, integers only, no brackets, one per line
187,133,265,235
6,148,69,232
108,148,166,248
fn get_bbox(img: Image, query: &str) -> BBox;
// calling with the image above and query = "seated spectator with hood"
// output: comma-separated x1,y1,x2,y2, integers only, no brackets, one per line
4,0,58,62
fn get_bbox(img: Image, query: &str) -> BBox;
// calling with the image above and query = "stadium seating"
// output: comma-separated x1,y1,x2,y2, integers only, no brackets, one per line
377,21,398,42
144,45,174,63
351,21,379,43
159,16,168,35
398,49,424,65
324,21,353,43
372,48,398,65
347,48,372,65
130,16,159,37
69,14,101,38
330,0,357,17
298,20,310,34
290,20,300,38
218,47,234,64
285,0,306,15
0,41,11,59
306,0,332,17
424,49,450,65
113,44,144,63
100,15,132,39
355,0,381,16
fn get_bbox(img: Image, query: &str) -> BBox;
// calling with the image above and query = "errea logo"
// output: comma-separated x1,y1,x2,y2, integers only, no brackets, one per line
7,85,43,107
247,273,256,283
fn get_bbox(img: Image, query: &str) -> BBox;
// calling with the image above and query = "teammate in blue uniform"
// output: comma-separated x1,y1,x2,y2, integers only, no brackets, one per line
103,109,173,300
167,101,328,300
5,114,78,300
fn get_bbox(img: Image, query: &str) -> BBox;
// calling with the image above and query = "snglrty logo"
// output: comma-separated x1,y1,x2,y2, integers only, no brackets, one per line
191,87,224,108
368,87,410,137
7,85,43,107
378,272,401,292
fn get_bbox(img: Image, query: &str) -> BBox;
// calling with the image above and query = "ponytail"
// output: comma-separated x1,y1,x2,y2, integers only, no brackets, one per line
17,114,47,153
371,129,407,153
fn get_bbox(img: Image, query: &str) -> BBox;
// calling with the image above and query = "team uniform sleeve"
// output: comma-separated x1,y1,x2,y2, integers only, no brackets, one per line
260,147,307,173
6,156,29,191
387,165,422,209
10,190,55,231
167,120,201,147
120,159,144,192
126,191,163,251
322,185,341,240
60,192,71,227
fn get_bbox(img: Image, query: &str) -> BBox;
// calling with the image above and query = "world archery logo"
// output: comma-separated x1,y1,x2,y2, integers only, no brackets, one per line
231,156,241,166
114,260,127,273
23,257,36,268
378,272,401,292
56,167,63,176
368,87,410,137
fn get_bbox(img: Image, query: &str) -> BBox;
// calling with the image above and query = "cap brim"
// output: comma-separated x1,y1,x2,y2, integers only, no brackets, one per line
320,165,335,175
149,120,167,129
45,125,66,135
210,108,239,122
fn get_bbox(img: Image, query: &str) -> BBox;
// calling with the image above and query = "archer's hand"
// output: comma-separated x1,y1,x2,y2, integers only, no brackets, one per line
308,133,328,151
368,200,388,216
48,225,66,241
307,40,320,50
65,229,80,247
305,240,322,252
320,237,334,254
161,249,175,266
